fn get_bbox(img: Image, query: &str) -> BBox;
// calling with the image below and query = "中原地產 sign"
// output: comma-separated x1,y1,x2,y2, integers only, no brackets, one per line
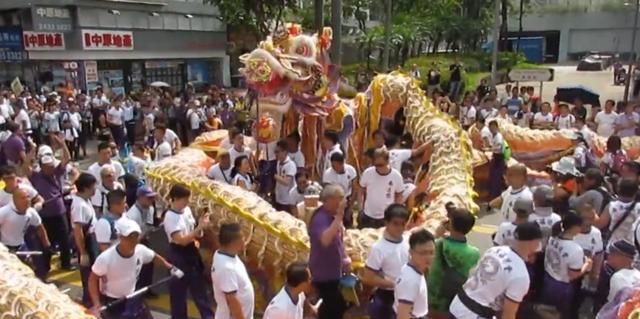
31,6,73,32
508,68,555,82
82,30,134,50
23,31,65,50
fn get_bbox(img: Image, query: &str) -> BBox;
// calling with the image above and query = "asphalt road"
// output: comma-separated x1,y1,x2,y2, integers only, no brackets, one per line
49,65,615,318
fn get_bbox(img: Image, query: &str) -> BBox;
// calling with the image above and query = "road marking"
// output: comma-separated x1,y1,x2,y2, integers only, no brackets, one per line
472,224,497,234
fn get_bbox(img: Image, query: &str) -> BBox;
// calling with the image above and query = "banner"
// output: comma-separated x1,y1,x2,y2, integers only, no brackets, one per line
82,29,134,50
0,27,27,61
23,31,65,50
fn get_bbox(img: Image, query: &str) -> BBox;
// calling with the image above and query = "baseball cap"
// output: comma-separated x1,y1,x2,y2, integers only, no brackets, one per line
610,240,636,259
514,222,543,241
37,145,54,158
136,186,157,198
115,217,141,237
40,155,55,166
513,198,534,215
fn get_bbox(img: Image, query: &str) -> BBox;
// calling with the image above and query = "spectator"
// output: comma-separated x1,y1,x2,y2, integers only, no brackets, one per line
359,148,404,229
426,63,441,97
595,99,618,138
448,59,463,100
152,125,172,161
549,156,581,216
614,102,639,138
533,102,555,130
1,121,27,169
321,130,343,177
263,261,315,319
555,103,575,130
308,184,349,319
600,136,628,177
485,120,509,200
322,152,356,226
207,149,232,184
494,198,533,246
428,205,480,319
274,140,297,213
231,155,255,192
290,171,322,217
87,142,126,184
594,178,639,253
286,132,305,170
90,164,124,216
505,86,523,116
593,240,638,312
572,97,588,121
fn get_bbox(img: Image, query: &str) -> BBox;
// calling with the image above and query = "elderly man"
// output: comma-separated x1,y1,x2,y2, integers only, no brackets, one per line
308,184,350,319
27,134,74,270
90,164,124,216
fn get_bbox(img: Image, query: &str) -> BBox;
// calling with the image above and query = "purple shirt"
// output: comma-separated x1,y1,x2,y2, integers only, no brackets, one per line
2,134,25,165
29,164,66,218
308,206,344,282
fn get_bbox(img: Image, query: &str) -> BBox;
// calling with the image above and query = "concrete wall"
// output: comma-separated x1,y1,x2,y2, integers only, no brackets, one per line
510,11,640,62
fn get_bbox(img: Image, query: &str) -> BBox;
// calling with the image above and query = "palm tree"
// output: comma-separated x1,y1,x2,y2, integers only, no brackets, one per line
382,0,392,72
331,0,343,65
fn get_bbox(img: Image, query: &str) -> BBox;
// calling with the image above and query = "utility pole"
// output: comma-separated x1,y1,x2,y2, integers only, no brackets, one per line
382,0,391,72
314,0,324,33
331,0,343,64
624,0,640,104
491,0,501,87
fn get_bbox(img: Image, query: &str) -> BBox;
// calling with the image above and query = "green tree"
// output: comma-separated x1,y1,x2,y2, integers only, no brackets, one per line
205,0,295,37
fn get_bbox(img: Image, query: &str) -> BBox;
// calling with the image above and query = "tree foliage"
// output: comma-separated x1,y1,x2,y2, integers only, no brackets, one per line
205,0,297,37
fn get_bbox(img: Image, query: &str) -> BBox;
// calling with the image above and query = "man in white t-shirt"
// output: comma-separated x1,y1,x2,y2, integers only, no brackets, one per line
286,132,305,169
361,204,410,319
532,102,555,130
321,130,343,178
323,152,356,226
89,217,182,318
489,164,533,222
359,148,404,229
71,173,99,307
212,223,255,319
450,222,542,319
207,150,233,184
0,165,44,209
127,144,150,181
152,125,173,162
94,189,128,252
606,240,640,302
274,140,297,213
186,100,202,143
264,261,315,319
394,229,434,319
87,142,126,185
595,100,618,137
386,135,432,172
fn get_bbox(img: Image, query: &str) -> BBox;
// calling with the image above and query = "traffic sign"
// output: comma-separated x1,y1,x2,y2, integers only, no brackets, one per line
508,68,554,82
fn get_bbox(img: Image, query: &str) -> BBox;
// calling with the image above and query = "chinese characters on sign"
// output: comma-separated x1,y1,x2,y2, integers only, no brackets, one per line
31,7,73,32
82,30,134,50
0,27,27,61
23,31,66,50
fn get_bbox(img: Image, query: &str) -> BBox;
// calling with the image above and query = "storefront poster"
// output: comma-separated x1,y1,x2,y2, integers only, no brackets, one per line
84,61,98,82
0,27,27,62
31,6,73,32
187,60,210,84
23,31,65,50
82,30,134,50
98,70,125,97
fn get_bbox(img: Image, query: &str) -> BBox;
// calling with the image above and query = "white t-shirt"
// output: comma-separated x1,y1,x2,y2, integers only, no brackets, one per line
107,107,123,126
211,251,255,319
544,237,585,283
449,246,530,317
533,112,554,126
606,200,640,252
574,226,604,258
499,186,533,222
207,163,233,184
0,182,38,208
91,244,155,298
187,109,201,130
555,114,575,130
490,132,504,154
289,151,305,168
229,146,252,164
233,174,254,191
153,140,172,161
90,182,124,213
323,144,343,175
275,158,297,205
393,263,428,318
360,167,404,219
163,207,196,244
95,214,124,246
480,126,492,146
595,111,618,137
263,286,306,319
43,111,60,132
15,109,31,131
529,209,562,250
126,204,155,237
365,235,410,290
322,165,357,197
88,161,126,184
0,205,41,246
389,149,412,172
164,129,179,147
460,105,477,126
127,155,149,180
608,268,640,301
70,194,96,233
493,222,518,246
401,182,416,203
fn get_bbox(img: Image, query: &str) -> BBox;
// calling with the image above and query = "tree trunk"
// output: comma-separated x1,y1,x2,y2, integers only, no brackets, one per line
516,0,524,52
314,0,324,33
331,0,343,65
382,0,392,72
499,0,508,51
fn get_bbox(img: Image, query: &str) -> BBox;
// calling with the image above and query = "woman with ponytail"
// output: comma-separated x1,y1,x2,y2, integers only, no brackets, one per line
542,211,592,319
231,155,255,191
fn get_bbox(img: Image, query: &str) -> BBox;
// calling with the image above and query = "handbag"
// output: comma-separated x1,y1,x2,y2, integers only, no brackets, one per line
438,239,466,305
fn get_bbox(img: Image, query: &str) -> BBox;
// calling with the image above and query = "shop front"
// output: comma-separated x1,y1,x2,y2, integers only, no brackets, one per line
0,26,28,86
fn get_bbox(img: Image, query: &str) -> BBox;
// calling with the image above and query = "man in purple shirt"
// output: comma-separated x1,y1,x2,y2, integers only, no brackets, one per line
27,134,74,271
308,184,350,319
1,121,26,168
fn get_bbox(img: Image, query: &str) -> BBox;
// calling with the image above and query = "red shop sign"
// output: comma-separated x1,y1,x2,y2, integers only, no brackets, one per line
22,31,65,50
82,29,134,50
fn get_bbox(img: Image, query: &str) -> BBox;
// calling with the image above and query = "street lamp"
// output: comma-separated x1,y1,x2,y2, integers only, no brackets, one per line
624,0,640,103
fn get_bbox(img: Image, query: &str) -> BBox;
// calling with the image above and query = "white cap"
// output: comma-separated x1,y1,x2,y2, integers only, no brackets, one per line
115,217,141,237
37,145,54,158
40,155,55,166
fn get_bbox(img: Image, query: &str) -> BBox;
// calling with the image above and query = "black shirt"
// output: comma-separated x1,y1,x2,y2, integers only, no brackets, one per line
427,69,441,86
449,64,462,81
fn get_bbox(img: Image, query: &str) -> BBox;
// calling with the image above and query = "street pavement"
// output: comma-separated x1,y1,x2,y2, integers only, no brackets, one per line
48,65,614,318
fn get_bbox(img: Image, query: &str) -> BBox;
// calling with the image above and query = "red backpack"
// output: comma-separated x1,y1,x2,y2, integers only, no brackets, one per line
611,151,628,174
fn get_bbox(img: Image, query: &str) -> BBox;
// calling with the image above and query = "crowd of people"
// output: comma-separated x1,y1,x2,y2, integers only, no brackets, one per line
0,64,638,319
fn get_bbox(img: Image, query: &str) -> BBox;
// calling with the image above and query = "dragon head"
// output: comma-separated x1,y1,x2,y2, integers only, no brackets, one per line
240,24,337,127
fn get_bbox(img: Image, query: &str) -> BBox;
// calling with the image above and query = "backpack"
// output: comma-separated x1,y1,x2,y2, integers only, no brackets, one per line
502,140,512,162
100,213,118,241
610,151,628,174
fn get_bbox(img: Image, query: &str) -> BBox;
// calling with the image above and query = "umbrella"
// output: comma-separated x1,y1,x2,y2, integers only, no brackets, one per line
556,85,600,106
150,81,170,88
